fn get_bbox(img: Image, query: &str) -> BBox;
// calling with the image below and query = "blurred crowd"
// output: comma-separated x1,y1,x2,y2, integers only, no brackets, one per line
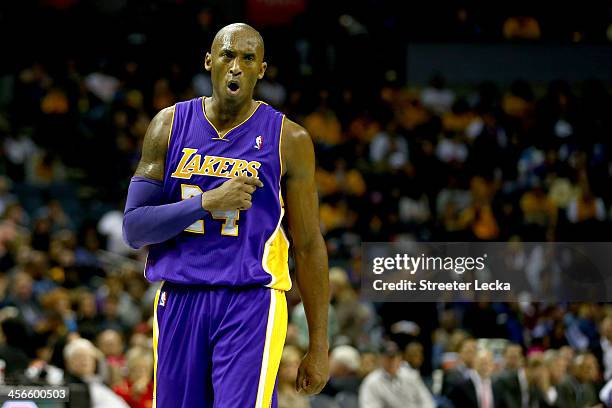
0,2,612,407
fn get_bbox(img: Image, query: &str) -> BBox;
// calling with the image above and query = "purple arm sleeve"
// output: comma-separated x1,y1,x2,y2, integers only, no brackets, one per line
122,176,206,249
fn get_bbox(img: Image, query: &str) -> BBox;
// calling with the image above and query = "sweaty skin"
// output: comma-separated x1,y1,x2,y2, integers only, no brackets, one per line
133,23,329,395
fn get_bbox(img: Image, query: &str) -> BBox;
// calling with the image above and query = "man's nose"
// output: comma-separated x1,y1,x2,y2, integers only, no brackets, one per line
229,58,242,75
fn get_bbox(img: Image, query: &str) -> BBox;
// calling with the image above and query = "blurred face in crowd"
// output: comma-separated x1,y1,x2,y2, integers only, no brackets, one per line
205,24,267,105
381,353,402,376
601,317,612,341
79,293,97,318
404,342,424,370
504,344,524,370
360,352,378,377
128,351,153,383
104,297,119,318
459,339,477,368
474,350,494,379
548,355,568,384
574,354,599,383
559,346,574,366
66,344,97,377
13,272,33,301
97,330,124,357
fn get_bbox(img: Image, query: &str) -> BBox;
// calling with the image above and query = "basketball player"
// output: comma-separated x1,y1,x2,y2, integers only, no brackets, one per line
122,23,329,408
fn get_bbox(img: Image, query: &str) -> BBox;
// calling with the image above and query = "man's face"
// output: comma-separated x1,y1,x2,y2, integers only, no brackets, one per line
205,29,266,103
474,350,494,379
504,345,524,370
460,340,477,368
67,348,96,377
381,354,402,376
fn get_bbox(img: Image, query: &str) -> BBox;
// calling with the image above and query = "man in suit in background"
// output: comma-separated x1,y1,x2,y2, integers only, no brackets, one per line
494,343,529,408
449,348,497,408
442,337,478,398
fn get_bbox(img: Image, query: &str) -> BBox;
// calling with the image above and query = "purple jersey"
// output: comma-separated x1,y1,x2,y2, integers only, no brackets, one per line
144,97,291,291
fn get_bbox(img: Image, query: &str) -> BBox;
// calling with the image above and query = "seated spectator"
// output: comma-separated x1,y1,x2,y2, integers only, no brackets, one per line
494,343,528,408
557,353,601,407
519,184,557,241
601,317,612,381
442,337,477,397
405,342,424,372
544,350,570,406
0,314,32,383
421,74,455,116
323,345,362,396
5,271,44,330
112,346,153,408
97,329,126,387
524,352,559,407
359,341,434,408
63,337,129,408
449,348,497,408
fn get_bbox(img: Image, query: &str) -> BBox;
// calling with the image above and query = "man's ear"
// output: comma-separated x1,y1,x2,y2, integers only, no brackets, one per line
204,52,212,72
258,61,267,80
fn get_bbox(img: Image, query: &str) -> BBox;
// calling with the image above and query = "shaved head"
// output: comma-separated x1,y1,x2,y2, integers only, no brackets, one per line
204,22,267,107
211,23,264,57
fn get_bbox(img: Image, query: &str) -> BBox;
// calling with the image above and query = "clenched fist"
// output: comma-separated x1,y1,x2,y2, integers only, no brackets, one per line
201,176,263,211
296,349,329,395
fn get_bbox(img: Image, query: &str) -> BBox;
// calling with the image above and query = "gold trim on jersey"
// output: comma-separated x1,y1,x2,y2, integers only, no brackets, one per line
201,97,263,140
167,106,176,148
152,281,165,408
255,289,288,408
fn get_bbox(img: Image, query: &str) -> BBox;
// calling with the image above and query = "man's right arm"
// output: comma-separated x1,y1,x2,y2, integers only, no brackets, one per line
122,106,263,249
122,106,209,249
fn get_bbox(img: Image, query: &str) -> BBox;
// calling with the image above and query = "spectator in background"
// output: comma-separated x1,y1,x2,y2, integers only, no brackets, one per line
5,271,44,330
98,203,136,256
442,337,477,397
601,317,612,381
40,287,77,333
359,341,435,408
493,343,529,408
323,345,362,397
405,341,425,373
449,348,497,408
523,353,559,407
112,346,153,408
567,179,607,240
545,350,571,407
97,329,126,387
558,353,601,408
421,74,455,116
63,337,129,408
0,314,32,383
303,90,343,147
76,291,102,340
278,345,310,408
255,65,287,107
99,295,128,335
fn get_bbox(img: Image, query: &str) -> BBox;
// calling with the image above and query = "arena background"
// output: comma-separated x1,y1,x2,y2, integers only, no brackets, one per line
1,1,612,407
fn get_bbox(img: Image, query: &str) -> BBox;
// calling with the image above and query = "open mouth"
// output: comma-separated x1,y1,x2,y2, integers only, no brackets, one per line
227,81,240,94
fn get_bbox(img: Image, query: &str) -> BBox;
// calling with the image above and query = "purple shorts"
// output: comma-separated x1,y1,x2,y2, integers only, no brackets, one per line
152,282,288,408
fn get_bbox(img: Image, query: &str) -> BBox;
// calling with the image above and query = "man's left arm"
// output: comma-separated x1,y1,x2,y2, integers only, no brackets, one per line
282,118,329,395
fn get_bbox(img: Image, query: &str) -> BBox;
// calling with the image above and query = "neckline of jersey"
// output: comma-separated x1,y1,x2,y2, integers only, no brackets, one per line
201,96,263,140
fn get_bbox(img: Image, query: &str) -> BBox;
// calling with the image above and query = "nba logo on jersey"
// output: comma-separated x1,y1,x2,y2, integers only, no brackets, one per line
254,135,263,150
159,291,167,306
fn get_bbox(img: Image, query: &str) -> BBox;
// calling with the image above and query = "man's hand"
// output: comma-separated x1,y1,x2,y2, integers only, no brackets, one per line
201,176,263,211
296,349,329,395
